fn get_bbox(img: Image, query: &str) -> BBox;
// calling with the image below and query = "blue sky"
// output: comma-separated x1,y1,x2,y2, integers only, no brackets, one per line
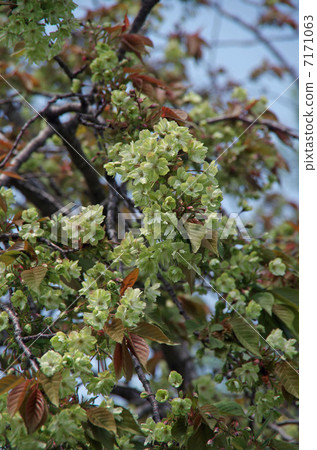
74,0,298,202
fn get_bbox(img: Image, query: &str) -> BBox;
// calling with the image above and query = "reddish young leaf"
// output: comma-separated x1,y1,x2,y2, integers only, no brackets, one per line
24,386,46,434
128,73,166,100
0,171,25,180
122,340,133,382
127,333,150,369
131,322,171,344
123,13,130,32
113,343,123,379
7,379,31,417
123,66,144,74
130,74,165,88
0,194,7,212
0,133,14,152
185,32,208,60
146,107,163,126
0,375,25,395
120,268,139,296
121,34,153,59
161,106,189,124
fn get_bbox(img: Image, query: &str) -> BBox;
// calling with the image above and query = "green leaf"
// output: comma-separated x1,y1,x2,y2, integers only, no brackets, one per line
172,416,187,444
214,401,245,417
208,336,224,349
186,422,213,450
275,361,299,399
272,288,299,309
269,439,298,449
104,318,124,343
84,422,115,450
182,266,196,293
184,222,206,253
253,292,274,316
230,316,260,356
116,407,142,434
201,231,219,257
21,266,47,293
38,371,62,407
272,304,296,332
199,404,221,426
87,407,117,433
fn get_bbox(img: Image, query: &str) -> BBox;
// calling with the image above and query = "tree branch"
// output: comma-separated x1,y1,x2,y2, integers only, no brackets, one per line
118,0,160,60
206,114,298,139
54,56,75,80
211,1,297,79
1,304,39,372
21,333,55,342
111,384,144,405
0,127,54,186
0,102,86,187
106,187,119,242
130,353,161,423
157,272,190,320
9,177,64,216
44,115,106,205
269,423,297,443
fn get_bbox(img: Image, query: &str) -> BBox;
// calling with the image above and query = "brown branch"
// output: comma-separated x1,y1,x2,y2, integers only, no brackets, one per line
106,188,119,242
54,56,75,80
157,272,197,389
27,294,38,316
0,102,86,187
211,1,297,79
0,96,85,170
1,304,39,372
157,272,190,320
21,333,55,342
111,385,144,405
276,419,299,426
10,178,64,216
0,127,54,186
45,115,106,205
206,114,298,139
130,353,161,423
118,0,160,60
37,237,74,257
129,0,160,34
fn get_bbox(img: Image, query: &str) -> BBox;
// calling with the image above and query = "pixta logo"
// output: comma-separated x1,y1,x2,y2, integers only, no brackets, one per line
117,211,251,242
50,203,98,249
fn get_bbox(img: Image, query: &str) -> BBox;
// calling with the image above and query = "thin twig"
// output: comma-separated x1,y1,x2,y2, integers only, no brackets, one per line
269,423,297,443
54,56,75,80
21,333,55,342
106,187,119,242
157,272,190,320
206,114,298,139
130,353,161,423
1,304,39,372
211,1,297,79
0,101,87,186
11,178,64,216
